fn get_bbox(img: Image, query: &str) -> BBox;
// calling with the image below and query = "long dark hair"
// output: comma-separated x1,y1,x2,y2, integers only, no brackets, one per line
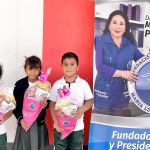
103,10,136,44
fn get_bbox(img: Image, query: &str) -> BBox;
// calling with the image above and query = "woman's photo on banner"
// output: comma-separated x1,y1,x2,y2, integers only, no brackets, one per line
93,0,150,117
88,1,150,150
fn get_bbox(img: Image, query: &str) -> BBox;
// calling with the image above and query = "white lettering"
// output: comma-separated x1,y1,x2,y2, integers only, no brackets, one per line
109,142,115,150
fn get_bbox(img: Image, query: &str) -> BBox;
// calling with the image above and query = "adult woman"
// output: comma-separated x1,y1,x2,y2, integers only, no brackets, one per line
94,10,144,116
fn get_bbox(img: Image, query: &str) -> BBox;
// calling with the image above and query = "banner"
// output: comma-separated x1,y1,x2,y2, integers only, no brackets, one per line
90,0,150,149
89,114,150,150
93,0,150,117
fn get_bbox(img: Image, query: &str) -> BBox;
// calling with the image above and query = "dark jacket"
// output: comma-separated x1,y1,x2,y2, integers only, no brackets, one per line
13,77,48,125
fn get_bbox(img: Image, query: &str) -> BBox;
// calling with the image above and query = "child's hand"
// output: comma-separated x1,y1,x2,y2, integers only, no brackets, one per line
20,119,29,131
57,110,66,117
41,100,47,109
0,110,13,124
74,107,85,120
0,100,2,107
54,122,62,132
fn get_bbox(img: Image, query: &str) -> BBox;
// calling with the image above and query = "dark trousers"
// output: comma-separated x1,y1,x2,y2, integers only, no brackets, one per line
0,133,7,150
54,129,84,150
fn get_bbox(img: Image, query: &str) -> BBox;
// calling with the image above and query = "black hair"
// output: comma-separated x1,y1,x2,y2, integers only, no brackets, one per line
103,10,136,44
24,55,42,69
61,52,79,65
0,65,2,79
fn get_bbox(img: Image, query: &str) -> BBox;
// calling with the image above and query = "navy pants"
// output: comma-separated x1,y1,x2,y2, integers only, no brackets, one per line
0,133,7,150
54,129,84,150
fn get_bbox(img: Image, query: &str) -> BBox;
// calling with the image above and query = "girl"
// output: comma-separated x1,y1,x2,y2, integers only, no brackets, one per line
13,56,49,150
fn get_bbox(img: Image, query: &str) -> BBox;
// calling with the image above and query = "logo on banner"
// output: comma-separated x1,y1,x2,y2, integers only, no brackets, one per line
128,54,150,113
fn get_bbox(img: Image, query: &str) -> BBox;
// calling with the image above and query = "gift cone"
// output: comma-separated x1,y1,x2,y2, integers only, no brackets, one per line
23,96,42,128
57,115,77,140
0,113,4,120
0,91,16,121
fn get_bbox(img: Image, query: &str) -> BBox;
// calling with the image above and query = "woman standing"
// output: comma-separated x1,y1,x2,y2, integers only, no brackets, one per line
94,10,144,116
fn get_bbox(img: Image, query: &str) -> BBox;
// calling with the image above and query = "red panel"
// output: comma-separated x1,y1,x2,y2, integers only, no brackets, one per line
43,0,94,145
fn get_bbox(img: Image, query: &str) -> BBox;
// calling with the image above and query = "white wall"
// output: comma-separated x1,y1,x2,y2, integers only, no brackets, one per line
0,0,43,143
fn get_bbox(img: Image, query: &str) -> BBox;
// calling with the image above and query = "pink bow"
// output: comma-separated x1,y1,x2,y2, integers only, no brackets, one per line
38,68,51,82
58,86,70,98
38,72,48,82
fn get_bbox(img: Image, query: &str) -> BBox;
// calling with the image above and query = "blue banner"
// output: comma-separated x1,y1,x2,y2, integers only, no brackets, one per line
89,121,150,150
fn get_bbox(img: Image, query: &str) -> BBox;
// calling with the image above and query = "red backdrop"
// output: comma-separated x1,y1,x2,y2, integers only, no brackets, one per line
42,0,94,145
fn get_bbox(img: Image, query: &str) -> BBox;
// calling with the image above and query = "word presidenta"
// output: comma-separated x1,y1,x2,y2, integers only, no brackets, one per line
109,131,150,150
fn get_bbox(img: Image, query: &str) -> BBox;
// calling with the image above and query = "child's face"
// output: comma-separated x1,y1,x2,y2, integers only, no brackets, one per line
62,58,79,79
25,65,41,82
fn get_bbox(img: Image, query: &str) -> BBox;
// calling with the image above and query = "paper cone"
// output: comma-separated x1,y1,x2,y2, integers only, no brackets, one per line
57,115,77,140
22,97,42,129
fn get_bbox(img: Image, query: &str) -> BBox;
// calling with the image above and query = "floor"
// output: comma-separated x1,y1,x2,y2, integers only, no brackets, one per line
7,144,88,150
7,144,54,150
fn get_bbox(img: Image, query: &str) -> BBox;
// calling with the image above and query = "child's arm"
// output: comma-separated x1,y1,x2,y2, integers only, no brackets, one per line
50,101,62,132
74,99,93,120
0,110,13,124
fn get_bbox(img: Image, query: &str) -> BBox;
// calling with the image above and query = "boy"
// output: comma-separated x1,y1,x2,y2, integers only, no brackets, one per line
0,65,13,150
50,52,93,150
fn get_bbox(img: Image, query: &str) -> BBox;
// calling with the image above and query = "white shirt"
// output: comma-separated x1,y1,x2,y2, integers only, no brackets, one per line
50,76,93,131
0,87,10,135
28,81,37,87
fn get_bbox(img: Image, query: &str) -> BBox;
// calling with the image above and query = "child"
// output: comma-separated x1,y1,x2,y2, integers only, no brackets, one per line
50,52,93,150
12,56,49,150
0,65,13,150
